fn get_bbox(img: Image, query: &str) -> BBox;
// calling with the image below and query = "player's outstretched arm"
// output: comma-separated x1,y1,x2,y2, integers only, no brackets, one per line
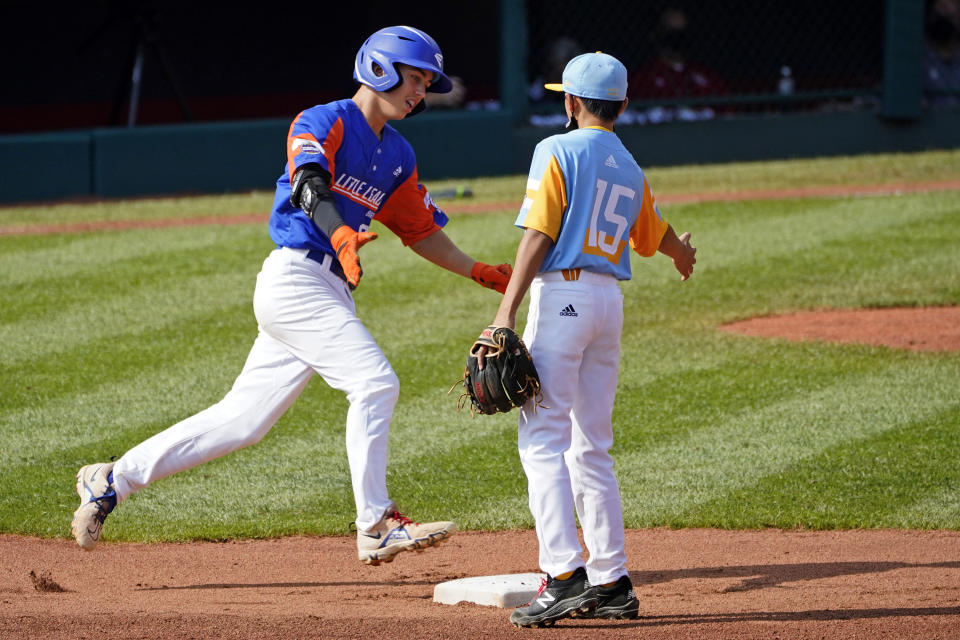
475,227,552,370
657,225,697,281
491,228,553,330
411,230,512,293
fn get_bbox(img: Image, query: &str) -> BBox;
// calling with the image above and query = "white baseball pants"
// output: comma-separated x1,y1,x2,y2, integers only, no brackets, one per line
519,270,628,586
112,247,398,530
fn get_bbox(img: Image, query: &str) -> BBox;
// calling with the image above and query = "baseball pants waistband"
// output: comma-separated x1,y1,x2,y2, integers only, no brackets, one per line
282,247,348,284
536,269,619,285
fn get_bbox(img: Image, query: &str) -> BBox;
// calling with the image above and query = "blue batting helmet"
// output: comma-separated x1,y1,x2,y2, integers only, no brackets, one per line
353,26,453,95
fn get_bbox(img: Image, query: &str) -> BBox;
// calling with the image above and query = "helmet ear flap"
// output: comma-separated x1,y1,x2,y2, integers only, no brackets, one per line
357,49,402,92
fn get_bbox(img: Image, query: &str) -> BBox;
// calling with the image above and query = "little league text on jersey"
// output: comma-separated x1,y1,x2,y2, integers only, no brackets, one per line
332,173,387,210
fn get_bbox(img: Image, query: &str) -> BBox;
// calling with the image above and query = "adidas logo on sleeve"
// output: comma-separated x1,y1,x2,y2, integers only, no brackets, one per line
559,304,579,317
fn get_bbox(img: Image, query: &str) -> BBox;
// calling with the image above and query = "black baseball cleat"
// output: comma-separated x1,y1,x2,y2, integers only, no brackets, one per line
581,575,639,620
509,567,598,628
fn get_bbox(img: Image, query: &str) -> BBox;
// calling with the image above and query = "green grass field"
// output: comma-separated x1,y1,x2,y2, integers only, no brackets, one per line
1,150,959,542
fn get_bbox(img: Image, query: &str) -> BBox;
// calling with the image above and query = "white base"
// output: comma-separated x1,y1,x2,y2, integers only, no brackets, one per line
433,573,545,608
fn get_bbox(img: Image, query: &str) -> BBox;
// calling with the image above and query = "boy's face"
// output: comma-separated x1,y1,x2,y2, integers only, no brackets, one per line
380,64,434,119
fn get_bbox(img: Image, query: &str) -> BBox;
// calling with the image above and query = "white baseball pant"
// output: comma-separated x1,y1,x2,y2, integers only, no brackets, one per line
519,270,628,586
111,247,398,530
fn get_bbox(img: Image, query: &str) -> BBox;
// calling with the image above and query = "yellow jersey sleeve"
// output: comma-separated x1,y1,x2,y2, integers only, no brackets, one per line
629,178,668,257
519,154,567,242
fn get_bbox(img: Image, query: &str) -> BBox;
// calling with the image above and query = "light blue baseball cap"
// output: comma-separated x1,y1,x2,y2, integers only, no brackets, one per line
544,51,627,101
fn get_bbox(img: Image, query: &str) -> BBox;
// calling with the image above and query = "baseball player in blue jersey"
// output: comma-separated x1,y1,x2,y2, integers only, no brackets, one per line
484,52,697,627
71,26,512,566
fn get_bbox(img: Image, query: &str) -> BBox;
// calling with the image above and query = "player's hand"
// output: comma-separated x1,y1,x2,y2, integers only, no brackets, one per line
470,262,512,293
476,344,488,370
330,225,378,289
673,232,696,281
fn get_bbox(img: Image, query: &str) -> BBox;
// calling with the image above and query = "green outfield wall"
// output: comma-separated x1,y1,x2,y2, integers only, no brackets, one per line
1,108,958,205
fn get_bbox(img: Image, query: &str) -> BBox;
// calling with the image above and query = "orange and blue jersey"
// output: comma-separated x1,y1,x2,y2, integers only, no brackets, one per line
515,126,668,280
269,99,447,256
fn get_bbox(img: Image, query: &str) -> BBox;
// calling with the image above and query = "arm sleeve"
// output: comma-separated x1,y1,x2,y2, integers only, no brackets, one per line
374,169,446,246
628,177,669,257
290,164,345,239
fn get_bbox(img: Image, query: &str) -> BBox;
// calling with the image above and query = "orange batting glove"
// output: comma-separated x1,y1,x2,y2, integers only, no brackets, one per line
470,262,512,294
330,225,378,289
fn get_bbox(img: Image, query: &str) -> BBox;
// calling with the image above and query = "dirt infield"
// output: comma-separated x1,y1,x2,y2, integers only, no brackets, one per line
3,529,960,639
720,306,960,352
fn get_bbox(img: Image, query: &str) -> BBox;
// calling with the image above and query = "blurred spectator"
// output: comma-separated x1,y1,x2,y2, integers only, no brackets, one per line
425,75,467,109
627,3,727,121
924,0,960,107
529,36,583,103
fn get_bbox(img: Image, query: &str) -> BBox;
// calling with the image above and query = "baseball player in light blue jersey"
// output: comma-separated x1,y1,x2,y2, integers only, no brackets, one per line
71,26,512,567
485,52,697,627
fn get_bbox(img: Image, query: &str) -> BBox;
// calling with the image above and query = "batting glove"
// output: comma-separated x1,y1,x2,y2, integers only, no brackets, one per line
330,225,378,289
470,262,512,294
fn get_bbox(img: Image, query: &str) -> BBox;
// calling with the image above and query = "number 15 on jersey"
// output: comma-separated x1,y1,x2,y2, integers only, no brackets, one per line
583,178,634,263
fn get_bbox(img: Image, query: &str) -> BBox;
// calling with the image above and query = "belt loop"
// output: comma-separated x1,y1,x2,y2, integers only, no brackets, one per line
305,249,348,285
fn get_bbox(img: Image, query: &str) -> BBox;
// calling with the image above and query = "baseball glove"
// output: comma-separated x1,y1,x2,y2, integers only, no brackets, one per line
455,326,543,415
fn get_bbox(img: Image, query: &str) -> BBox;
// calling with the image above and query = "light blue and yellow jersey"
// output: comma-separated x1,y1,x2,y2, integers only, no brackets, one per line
515,126,668,280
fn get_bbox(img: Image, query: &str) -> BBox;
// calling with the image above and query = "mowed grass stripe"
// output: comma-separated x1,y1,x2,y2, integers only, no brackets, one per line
1,266,258,402
0,222,269,287
0,272,257,367
0,337,259,467
897,458,960,528
385,414,534,531
3,365,355,537
687,405,960,529
641,149,960,194
0,192,275,228
0,227,267,330
668,195,960,316
616,355,959,527
681,192,959,276
96,429,358,541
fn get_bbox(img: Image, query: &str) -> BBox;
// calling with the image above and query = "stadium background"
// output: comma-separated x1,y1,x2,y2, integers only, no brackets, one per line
0,0,957,202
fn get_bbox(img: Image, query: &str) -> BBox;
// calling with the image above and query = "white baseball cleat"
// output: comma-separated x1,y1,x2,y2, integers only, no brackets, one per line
356,504,455,566
71,462,117,551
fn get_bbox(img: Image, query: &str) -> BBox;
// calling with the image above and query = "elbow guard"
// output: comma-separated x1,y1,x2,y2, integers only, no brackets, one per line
290,164,345,239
